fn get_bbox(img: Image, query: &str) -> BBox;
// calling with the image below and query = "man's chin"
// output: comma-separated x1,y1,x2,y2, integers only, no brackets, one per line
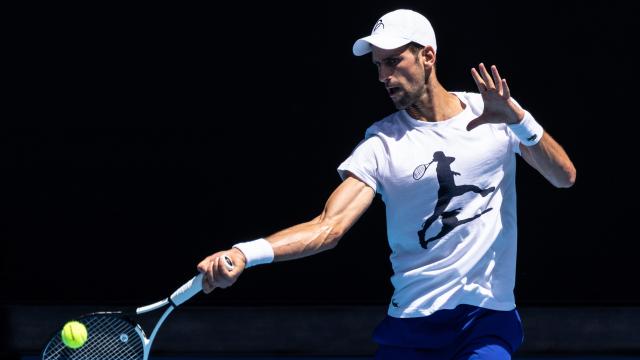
392,100,410,110
390,95,413,110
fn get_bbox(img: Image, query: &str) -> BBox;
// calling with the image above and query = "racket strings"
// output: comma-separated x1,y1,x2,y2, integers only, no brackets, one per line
42,314,144,360
79,316,142,360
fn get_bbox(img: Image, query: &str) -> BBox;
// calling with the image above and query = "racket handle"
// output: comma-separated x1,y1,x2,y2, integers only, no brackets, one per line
170,273,203,306
170,255,235,306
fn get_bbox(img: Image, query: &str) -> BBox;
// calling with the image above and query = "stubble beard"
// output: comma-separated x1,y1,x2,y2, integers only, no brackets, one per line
392,87,422,110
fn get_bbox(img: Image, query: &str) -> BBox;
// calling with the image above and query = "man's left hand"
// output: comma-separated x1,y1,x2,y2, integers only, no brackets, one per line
466,63,525,131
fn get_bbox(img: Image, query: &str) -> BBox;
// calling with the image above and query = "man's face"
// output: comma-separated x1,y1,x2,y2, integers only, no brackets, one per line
371,45,426,110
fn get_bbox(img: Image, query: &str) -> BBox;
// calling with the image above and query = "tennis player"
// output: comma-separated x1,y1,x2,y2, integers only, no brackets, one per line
198,9,576,359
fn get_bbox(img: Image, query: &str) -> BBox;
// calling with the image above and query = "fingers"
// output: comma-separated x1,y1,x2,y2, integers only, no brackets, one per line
205,257,218,293
215,255,237,287
197,255,218,294
197,256,213,293
479,63,495,89
221,255,235,271
490,65,503,95
470,67,486,93
469,64,518,129
198,252,240,294
502,78,511,99
202,279,214,294
472,63,508,98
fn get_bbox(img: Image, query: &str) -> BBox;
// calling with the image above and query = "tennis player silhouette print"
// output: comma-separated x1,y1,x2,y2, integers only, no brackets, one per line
417,151,495,249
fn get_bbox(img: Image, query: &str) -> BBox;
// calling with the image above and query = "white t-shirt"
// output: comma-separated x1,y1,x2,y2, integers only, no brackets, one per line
338,92,523,318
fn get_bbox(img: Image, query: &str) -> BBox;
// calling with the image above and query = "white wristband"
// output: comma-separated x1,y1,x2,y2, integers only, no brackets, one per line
232,238,274,268
508,111,544,146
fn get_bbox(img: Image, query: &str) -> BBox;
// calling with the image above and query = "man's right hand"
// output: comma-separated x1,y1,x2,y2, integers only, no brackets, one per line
197,248,247,294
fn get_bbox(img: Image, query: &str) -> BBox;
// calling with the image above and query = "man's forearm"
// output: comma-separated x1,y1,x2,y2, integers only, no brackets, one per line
230,176,374,267
265,216,343,262
523,133,576,188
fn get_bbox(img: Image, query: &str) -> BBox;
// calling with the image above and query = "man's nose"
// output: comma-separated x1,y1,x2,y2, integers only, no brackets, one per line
378,67,391,83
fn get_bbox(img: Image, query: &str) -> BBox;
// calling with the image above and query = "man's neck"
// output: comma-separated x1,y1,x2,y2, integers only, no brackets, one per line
406,81,464,122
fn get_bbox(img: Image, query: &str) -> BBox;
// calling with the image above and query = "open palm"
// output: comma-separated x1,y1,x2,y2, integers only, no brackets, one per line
466,63,525,131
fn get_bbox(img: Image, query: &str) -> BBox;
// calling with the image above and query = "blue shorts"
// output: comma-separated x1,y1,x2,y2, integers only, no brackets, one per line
372,305,523,359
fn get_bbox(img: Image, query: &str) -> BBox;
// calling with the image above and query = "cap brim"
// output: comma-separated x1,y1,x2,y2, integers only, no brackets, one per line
352,34,412,56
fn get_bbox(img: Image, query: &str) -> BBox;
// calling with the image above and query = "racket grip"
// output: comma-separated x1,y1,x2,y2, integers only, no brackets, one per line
170,255,235,306
170,273,203,307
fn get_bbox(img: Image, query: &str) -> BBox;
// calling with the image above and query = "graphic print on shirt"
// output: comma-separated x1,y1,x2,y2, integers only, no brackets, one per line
415,151,495,249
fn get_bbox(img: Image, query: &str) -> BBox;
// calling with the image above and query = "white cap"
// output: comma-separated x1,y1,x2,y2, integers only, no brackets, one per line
352,9,437,56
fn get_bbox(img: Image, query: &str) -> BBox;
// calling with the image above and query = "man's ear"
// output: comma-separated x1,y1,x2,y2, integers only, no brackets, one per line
421,45,436,70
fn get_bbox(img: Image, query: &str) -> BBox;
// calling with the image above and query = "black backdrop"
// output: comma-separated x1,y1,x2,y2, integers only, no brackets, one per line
2,1,636,307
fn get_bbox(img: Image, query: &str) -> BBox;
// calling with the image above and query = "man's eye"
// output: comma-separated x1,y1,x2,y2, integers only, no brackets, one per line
386,58,400,66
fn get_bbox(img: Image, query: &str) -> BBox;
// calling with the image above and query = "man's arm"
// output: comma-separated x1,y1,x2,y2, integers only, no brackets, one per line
466,63,576,188
266,174,376,261
197,174,376,293
519,133,576,188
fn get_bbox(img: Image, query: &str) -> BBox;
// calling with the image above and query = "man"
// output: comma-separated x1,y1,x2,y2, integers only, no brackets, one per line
197,9,576,359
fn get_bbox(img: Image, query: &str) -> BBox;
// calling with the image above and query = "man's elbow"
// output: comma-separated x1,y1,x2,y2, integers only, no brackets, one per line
326,228,346,249
554,166,577,188
321,223,347,250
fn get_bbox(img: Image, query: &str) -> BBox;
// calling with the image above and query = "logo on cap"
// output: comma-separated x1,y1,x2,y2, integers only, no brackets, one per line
373,19,384,32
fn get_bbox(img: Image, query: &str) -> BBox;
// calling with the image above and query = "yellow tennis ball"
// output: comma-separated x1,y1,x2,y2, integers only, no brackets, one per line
61,321,88,349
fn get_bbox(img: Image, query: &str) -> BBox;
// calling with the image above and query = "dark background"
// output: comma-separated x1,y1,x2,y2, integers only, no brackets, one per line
2,1,636,308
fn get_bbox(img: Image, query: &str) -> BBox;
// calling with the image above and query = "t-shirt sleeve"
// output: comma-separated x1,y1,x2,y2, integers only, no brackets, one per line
507,126,522,155
337,135,386,193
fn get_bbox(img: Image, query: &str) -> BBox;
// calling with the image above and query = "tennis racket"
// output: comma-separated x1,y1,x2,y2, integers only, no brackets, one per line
413,160,434,180
41,255,234,360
